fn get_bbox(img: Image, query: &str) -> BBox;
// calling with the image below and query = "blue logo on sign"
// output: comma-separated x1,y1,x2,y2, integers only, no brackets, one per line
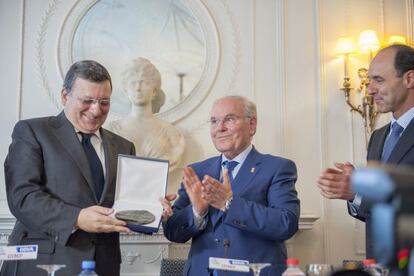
229,260,248,265
16,246,37,253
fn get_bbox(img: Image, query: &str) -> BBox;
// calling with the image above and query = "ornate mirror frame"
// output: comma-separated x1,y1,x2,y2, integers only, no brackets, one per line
36,0,219,123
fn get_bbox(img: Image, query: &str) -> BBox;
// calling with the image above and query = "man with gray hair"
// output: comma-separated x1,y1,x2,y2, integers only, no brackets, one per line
2,60,174,276
163,95,300,275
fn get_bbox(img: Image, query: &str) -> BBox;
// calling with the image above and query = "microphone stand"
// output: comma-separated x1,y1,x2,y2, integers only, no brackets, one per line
223,239,230,276
208,239,231,276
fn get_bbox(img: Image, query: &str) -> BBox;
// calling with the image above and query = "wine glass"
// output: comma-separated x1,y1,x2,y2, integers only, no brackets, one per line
306,264,333,276
36,264,66,276
248,263,271,276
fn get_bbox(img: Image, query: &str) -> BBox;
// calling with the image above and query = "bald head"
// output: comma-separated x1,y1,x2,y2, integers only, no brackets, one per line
368,44,414,118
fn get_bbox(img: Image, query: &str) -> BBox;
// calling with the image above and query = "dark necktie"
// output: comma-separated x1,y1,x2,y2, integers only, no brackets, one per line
80,132,105,200
223,160,239,183
382,122,404,162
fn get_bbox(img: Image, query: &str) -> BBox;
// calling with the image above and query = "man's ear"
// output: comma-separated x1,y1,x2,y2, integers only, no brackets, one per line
405,70,414,89
61,88,68,106
249,116,257,136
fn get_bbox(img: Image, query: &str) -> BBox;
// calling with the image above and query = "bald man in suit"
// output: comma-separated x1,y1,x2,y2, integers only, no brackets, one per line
317,44,414,258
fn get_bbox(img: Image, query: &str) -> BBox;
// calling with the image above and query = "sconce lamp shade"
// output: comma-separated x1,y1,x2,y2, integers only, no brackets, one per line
387,35,406,45
336,36,357,55
359,30,380,52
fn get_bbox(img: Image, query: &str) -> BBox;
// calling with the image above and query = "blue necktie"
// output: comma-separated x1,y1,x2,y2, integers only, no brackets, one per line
223,160,239,183
212,161,239,276
382,122,404,161
80,132,105,200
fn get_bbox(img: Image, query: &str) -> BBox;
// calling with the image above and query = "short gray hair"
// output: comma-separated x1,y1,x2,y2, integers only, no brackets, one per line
215,95,257,118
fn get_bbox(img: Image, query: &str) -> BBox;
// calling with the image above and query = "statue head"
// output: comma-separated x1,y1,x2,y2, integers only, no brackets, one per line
122,57,166,113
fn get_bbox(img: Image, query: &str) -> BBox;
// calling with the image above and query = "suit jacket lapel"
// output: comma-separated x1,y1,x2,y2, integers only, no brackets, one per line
100,129,118,204
232,148,261,195
51,112,97,201
388,119,414,163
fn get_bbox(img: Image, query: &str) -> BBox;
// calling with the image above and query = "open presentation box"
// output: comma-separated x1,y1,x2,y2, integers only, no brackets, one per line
113,154,169,234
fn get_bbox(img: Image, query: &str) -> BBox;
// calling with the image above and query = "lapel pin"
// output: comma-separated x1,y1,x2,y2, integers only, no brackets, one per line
250,167,255,173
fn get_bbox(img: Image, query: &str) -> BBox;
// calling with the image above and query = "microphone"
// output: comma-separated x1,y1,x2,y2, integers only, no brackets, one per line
223,239,230,276
208,239,231,276
223,239,230,258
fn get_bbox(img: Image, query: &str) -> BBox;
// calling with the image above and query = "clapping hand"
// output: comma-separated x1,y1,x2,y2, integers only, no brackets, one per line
317,162,355,200
182,167,209,215
202,169,233,211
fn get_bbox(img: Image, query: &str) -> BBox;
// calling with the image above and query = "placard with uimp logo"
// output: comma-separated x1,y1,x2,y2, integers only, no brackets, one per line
209,257,249,272
0,245,38,260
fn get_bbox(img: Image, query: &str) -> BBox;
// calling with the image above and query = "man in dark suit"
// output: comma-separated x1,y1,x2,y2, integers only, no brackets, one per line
2,60,138,276
163,96,300,276
317,44,414,258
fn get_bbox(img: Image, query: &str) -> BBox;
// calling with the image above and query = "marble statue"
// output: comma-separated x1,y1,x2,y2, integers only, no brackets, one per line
106,58,186,171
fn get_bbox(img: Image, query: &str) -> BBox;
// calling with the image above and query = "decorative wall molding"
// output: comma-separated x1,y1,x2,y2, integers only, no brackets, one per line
181,0,242,134
0,213,319,239
298,213,319,230
317,0,331,264
218,0,242,95
121,245,167,266
50,0,220,123
16,0,26,121
0,215,15,243
0,213,317,274
35,0,61,110
354,218,366,256
274,0,286,156
407,0,414,44
31,0,247,134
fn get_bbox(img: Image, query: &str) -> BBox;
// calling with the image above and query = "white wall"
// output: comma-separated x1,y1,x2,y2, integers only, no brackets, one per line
0,0,412,272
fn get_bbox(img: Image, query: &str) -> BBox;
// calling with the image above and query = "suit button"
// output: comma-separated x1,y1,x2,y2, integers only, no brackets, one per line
214,238,220,243
233,220,240,225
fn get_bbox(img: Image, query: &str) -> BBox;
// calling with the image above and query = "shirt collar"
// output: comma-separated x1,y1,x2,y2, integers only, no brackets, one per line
74,127,102,140
391,106,414,130
221,144,253,166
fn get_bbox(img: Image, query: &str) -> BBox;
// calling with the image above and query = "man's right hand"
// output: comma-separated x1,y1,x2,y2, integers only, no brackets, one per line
75,206,130,233
317,162,355,201
183,167,209,216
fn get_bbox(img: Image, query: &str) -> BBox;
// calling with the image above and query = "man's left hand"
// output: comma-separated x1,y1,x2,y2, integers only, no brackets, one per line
201,169,233,211
159,194,177,223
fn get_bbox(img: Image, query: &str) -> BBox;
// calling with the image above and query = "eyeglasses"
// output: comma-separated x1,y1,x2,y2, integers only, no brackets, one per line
208,115,251,128
76,96,111,107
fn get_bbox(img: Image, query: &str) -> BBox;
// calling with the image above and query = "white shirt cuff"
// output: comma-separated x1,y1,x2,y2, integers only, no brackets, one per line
348,193,362,215
192,207,207,230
